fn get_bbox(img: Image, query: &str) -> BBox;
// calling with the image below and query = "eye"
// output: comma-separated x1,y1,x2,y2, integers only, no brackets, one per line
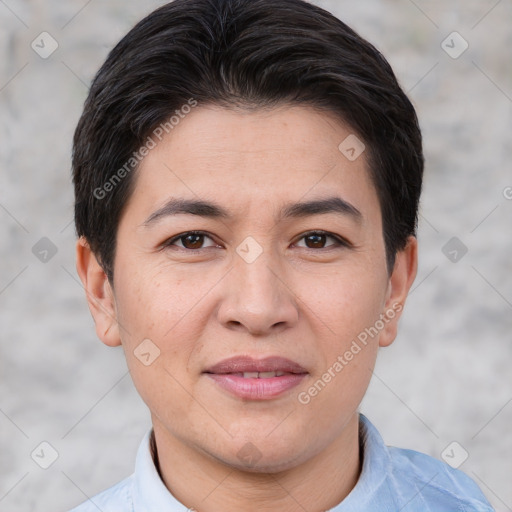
162,230,349,252
163,231,219,250
294,231,349,249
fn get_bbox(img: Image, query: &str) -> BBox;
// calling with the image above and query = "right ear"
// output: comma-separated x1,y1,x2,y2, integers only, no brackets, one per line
75,237,121,347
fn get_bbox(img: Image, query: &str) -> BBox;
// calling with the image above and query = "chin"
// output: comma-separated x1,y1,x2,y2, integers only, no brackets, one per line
216,438,310,474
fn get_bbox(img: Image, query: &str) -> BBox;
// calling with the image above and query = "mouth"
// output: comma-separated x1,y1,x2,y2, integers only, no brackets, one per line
203,355,308,400
220,371,292,378
204,355,308,375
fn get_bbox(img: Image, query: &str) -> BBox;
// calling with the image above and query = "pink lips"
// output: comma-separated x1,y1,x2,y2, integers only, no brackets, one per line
204,355,308,400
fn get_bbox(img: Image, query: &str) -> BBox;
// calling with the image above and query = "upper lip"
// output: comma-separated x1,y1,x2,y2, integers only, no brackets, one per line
204,356,308,374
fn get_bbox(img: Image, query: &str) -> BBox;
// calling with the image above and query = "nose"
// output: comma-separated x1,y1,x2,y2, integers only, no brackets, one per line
216,250,299,336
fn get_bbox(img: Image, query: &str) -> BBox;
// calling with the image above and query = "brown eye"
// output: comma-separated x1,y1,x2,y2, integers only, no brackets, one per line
305,233,327,248
181,233,204,249
164,231,218,250
295,231,348,250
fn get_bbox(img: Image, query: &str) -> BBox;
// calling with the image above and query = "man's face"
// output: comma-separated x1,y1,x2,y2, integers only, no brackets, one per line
91,105,410,471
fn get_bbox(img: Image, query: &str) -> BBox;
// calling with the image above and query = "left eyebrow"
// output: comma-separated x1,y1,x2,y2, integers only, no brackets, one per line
279,196,363,223
139,195,363,229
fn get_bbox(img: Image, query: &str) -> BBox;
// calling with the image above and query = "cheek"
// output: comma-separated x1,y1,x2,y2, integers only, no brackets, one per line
304,266,387,339
299,273,384,412
114,258,196,342
112,262,202,424
112,257,211,377
299,267,386,399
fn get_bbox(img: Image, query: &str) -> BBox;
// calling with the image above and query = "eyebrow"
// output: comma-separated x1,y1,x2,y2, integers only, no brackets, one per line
140,196,362,228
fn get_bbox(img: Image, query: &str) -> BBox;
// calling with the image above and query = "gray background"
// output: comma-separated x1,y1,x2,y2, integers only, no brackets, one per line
1,0,511,511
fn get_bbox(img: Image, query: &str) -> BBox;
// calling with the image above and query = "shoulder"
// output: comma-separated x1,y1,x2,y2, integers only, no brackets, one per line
387,446,494,511
67,474,134,512
356,414,494,511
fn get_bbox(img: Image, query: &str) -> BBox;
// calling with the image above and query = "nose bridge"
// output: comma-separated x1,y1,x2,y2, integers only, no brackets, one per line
238,250,279,301
218,244,298,334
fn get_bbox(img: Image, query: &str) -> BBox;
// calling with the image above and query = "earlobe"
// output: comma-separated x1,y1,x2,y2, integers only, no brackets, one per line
75,237,122,347
379,236,418,348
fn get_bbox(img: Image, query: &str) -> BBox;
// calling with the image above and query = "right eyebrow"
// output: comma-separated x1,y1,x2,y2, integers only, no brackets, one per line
140,198,230,228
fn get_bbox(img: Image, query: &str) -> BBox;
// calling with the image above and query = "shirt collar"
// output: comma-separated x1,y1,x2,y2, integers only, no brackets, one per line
132,413,390,511
132,429,186,511
329,413,391,511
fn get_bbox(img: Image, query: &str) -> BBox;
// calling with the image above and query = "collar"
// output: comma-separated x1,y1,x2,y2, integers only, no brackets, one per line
329,414,391,511
131,413,389,511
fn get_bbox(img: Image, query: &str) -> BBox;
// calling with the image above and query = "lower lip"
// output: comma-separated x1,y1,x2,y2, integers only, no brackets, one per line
205,373,307,400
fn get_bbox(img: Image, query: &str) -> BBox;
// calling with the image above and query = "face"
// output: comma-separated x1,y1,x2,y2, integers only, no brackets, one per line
78,105,416,473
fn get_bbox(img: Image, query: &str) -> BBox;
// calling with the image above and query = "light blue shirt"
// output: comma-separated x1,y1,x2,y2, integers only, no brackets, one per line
69,414,494,511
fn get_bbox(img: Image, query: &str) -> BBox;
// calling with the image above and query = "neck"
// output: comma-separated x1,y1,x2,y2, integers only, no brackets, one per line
151,412,362,512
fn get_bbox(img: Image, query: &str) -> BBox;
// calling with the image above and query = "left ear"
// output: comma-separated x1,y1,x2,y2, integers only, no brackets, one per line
379,236,418,347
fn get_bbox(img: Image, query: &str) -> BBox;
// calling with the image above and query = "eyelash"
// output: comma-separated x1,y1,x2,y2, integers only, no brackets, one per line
161,230,351,251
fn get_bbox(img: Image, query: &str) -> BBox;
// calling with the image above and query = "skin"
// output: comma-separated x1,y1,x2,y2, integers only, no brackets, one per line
76,105,417,512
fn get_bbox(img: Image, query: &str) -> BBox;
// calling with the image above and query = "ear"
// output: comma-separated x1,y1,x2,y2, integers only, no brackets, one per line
379,236,418,348
75,237,121,347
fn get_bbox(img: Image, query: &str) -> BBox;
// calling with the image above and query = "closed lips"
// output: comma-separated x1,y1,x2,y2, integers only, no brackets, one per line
204,355,308,375
230,371,289,378
204,356,309,400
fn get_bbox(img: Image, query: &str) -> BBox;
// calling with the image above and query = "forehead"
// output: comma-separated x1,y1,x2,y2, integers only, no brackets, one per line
146,105,356,169
126,105,379,222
